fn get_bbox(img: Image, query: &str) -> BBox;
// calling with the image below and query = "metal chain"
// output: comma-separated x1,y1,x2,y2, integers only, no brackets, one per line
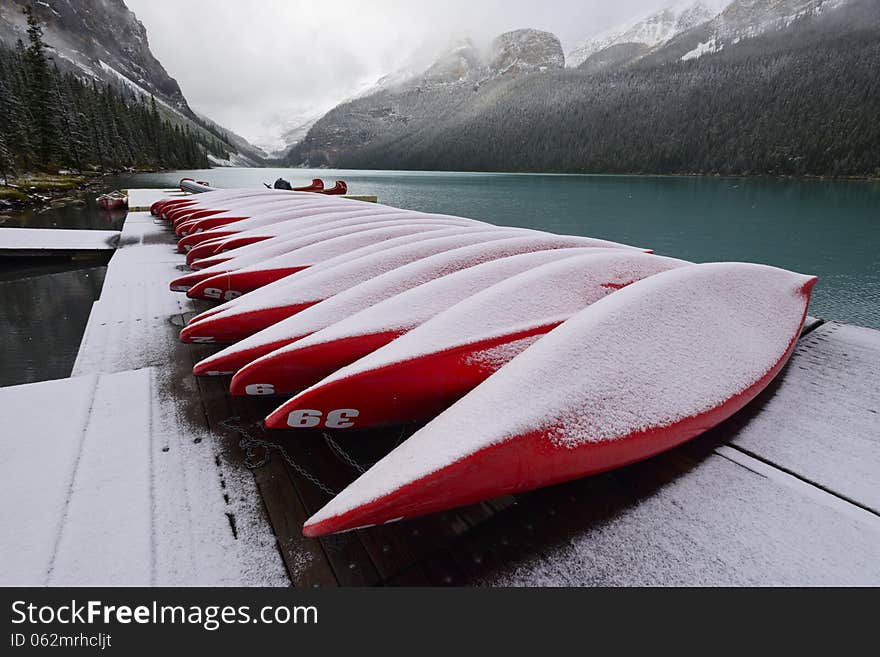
219,417,337,496
220,417,413,496
322,432,369,473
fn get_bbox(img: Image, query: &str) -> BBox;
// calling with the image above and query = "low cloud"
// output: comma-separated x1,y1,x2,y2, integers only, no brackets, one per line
126,0,724,147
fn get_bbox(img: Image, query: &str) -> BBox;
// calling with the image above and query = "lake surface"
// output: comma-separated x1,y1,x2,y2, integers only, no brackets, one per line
0,263,106,387
116,168,880,330
1,168,877,388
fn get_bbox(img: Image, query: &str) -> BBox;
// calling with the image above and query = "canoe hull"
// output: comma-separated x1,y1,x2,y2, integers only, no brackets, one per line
303,321,804,536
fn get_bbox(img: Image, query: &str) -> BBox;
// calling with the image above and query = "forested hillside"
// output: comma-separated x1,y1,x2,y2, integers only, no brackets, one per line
0,6,231,180
289,0,880,178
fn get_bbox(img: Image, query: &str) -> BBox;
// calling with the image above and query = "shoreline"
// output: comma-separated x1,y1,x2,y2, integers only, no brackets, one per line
0,173,110,212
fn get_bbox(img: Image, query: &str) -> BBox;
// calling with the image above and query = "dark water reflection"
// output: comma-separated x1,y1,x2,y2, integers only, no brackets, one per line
0,263,106,387
0,195,127,231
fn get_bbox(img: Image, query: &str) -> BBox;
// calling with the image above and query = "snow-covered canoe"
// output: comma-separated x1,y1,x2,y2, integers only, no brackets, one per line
166,190,348,225
153,188,308,218
176,202,388,250
185,212,483,270
261,250,686,425
183,211,487,264
174,195,381,237
222,235,643,391
192,246,607,378
299,262,817,536
162,190,306,221
169,220,481,294
185,224,530,301
181,228,539,347
173,195,349,235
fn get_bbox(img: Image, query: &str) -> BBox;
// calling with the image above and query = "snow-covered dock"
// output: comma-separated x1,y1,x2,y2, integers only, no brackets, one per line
1,206,878,586
0,227,119,257
126,187,189,212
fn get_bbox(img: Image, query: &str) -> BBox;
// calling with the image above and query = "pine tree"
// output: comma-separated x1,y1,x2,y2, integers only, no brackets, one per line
22,5,60,168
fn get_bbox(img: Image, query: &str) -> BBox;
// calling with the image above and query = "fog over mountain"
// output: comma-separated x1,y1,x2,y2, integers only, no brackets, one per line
283,0,879,178
124,0,713,153
3,0,874,176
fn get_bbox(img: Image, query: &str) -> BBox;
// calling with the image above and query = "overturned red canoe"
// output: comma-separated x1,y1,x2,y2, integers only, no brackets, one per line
173,195,339,234
222,234,641,391
262,250,686,426
185,222,504,300
186,211,484,267
176,199,357,240
184,209,487,261
299,262,817,536
167,189,346,225
186,212,450,269
177,202,403,254
176,220,482,297
182,228,531,347
192,246,604,376
161,189,292,220
174,194,372,234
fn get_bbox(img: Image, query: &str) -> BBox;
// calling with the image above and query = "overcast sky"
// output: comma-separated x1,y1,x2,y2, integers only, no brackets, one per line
125,0,716,150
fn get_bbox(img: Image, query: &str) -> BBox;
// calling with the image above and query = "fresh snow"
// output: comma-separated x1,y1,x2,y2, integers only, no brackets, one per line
725,322,880,513
317,251,687,388
213,233,629,358
0,227,119,251
306,262,813,527
0,210,289,586
183,221,472,282
195,229,537,341
192,212,482,269
682,36,720,60
300,247,614,347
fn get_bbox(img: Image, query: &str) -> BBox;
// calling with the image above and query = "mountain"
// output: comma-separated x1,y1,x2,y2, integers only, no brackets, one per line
285,0,879,178
0,0,265,166
282,29,565,166
567,1,718,68
666,0,850,62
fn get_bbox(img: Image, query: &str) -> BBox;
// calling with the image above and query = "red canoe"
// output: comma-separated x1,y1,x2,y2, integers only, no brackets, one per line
191,246,604,376
221,234,642,393
183,223,499,300
181,228,531,346
176,203,404,254
174,221,482,296
298,262,817,536
262,250,686,426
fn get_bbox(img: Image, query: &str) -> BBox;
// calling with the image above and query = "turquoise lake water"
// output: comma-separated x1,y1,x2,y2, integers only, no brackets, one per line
116,168,880,330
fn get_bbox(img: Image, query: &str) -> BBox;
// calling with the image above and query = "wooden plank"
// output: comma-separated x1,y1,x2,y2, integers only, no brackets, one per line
451,440,880,585
721,321,880,513
0,227,119,256
185,341,336,588
0,375,98,586
60,212,289,586
126,188,189,211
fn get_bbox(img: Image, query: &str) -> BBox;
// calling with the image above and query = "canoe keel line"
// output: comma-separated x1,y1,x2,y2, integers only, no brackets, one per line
157,179,817,536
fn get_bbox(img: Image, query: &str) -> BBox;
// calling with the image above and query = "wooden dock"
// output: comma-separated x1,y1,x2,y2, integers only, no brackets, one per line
1,195,877,586
0,227,119,257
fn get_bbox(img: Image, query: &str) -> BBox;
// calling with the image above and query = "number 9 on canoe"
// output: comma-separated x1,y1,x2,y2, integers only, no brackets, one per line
287,409,360,429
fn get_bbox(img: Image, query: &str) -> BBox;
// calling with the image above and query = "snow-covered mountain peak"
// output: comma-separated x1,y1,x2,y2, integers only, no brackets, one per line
567,1,719,67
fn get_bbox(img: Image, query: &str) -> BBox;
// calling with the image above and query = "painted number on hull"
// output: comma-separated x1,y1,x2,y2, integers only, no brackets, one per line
245,383,275,396
287,409,360,429
203,288,243,301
